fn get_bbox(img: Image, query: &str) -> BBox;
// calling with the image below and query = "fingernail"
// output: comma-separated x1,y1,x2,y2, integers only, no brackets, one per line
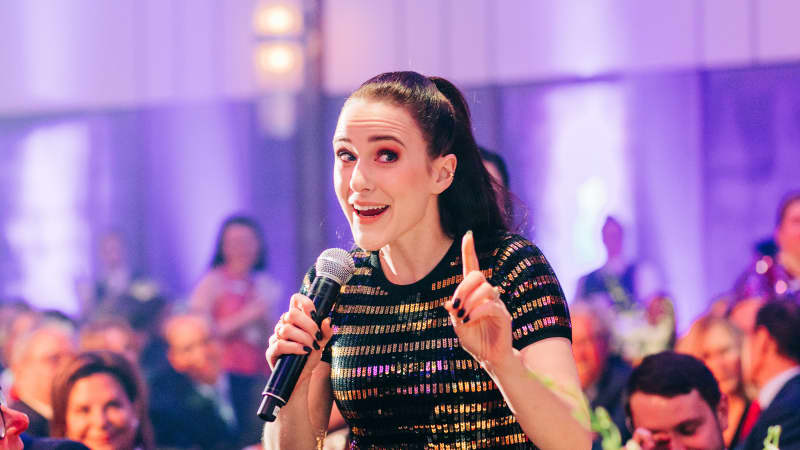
310,310,317,321
466,230,473,237
316,330,323,341
313,341,320,350
452,298,461,309
457,308,465,318
463,315,470,323
303,346,312,353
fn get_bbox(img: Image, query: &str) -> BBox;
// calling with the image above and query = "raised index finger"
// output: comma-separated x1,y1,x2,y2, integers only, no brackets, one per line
461,230,480,277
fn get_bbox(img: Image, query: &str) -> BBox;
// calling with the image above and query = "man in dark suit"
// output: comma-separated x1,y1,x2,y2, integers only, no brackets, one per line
2,392,88,450
739,299,800,450
149,313,264,450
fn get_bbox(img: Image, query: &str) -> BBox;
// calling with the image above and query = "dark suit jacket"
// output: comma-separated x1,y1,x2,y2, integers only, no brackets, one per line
741,373,800,450
589,355,633,450
149,367,265,450
9,400,49,438
20,434,89,450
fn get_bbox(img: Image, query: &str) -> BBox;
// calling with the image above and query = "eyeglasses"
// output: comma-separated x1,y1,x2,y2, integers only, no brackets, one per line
0,387,6,439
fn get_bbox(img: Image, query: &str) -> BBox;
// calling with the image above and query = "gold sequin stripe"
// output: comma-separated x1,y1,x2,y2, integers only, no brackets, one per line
334,378,497,402
505,257,550,283
330,358,483,380
508,275,561,299
354,266,373,276
331,336,460,358
512,315,571,340
350,413,526,444
510,295,566,320
334,296,451,315
425,431,530,449
334,316,451,337
431,268,493,291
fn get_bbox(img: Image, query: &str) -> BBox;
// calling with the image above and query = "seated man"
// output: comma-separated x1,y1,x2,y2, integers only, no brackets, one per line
2,387,88,450
626,351,728,450
8,321,76,437
739,299,800,450
571,301,632,448
149,312,264,450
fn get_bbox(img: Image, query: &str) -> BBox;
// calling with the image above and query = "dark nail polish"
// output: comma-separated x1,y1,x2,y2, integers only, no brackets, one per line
463,315,470,324
316,330,323,341
313,341,320,350
303,346,312,353
452,298,461,309
457,308,465,318
310,310,317,321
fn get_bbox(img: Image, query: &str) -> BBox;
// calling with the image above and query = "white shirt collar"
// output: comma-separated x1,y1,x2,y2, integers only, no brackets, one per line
758,366,800,409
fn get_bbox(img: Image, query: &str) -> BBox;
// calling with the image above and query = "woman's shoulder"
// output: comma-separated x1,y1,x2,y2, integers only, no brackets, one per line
486,232,545,262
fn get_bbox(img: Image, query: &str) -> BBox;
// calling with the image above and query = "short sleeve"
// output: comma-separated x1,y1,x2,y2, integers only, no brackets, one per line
490,236,572,350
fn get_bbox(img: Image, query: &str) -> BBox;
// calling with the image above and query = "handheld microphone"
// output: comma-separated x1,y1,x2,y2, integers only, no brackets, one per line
257,248,355,422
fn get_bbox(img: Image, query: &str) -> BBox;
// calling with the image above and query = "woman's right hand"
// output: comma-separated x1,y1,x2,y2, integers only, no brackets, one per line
266,293,333,375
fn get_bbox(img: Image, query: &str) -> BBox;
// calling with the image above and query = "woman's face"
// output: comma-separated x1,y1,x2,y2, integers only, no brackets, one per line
221,223,260,271
700,323,742,396
333,99,454,251
65,373,138,450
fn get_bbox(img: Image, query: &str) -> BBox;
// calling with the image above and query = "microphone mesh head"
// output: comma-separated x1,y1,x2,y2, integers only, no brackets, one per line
315,248,355,285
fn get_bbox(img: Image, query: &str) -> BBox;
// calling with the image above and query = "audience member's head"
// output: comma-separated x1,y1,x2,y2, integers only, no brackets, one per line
602,216,624,261
741,299,800,389
1,387,29,450
98,230,128,271
478,147,512,217
163,313,222,385
0,300,35,369
50,351,153,450
79,318,139,364
570,301,613,390
626,351,727,450
210,215,266,275
10,320,77,409
775,191,800,261
678,315,745,398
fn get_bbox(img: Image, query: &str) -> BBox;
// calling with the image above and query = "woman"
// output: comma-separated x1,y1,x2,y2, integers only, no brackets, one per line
264,72,589,449
677,315,750,448
50,351,154,450
191,215,281,376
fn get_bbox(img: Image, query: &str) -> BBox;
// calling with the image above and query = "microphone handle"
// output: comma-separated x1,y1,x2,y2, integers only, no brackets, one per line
257,276,341,421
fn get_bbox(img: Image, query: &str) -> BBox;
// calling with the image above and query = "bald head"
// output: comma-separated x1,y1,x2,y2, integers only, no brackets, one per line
163,313,222,385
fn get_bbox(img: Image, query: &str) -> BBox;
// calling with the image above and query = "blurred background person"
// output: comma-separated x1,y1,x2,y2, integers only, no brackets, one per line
479,147,513,219
676,315,751,448
739,299,800,449
50,351,154,450
8,320,77,437
78,317,139,364
570,301,632,449
149,312,263,450
77,231,161,325
0,301,37,393
189,215,280,377
2,386,90,450
625,351,727,450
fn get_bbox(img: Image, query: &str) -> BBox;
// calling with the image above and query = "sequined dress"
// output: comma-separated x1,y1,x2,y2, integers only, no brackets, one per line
311,233,572,449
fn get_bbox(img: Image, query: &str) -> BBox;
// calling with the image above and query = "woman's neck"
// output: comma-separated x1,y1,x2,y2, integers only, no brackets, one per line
379,225,454,286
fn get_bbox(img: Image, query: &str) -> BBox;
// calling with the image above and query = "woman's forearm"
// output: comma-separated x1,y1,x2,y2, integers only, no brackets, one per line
485,349,592,450
262,366,332,450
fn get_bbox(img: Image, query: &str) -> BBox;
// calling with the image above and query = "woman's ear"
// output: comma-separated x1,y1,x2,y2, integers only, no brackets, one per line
432,154,457,194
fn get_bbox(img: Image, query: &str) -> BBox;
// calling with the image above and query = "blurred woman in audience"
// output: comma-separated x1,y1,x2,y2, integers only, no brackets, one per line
50,351,154,450
190,215,281,376
677,315,751,448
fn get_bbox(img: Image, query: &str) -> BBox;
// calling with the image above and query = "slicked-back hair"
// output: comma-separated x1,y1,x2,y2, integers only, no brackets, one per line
625,351,721,426
348,72,509,249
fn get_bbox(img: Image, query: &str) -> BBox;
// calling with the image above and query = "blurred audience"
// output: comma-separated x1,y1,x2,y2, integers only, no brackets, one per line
739,299,800,449
50,351,154,450
625,351,727,450
77,231,161,324
8,320,77,437
190,215,280,376
575,216,674,363
732,192,800,305
0,301,37,393
2,386,89,450
148,312,263,449
676,315,751,448
478,147,512,218
78,318,139,364
570,301,632,449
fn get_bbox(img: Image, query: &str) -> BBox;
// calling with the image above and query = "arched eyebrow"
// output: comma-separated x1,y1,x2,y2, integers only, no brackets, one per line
333,135,405,146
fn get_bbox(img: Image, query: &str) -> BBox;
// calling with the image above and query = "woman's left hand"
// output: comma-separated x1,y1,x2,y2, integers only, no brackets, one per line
445,231,514,368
